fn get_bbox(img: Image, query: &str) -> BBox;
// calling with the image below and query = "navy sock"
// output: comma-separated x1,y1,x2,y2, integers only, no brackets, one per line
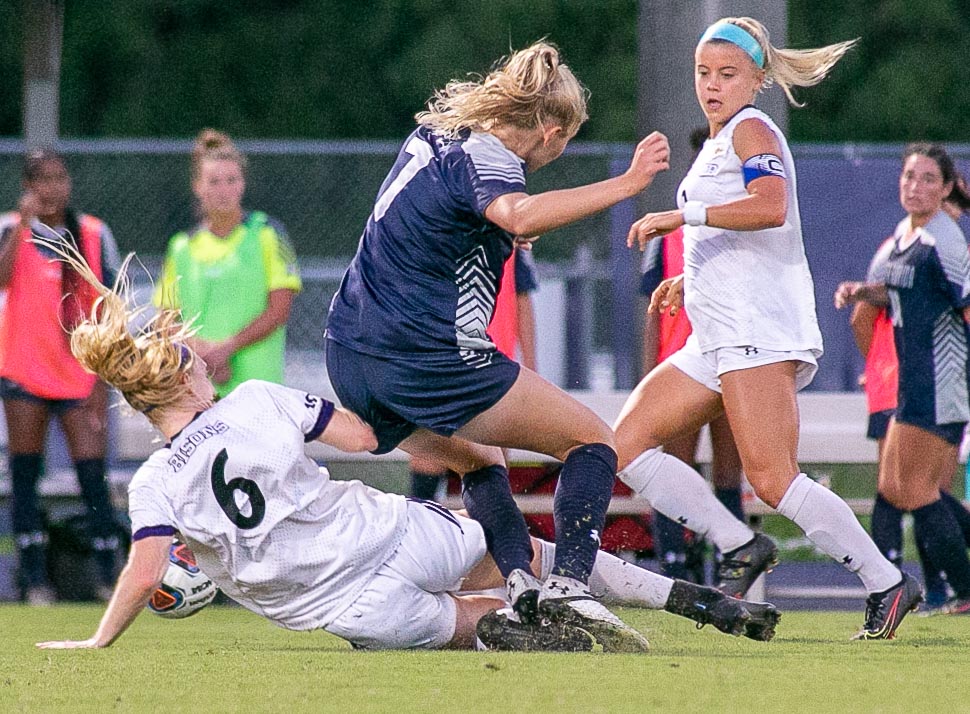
715,486,745,522
939,491,970,548
11,454,48,587
870,493,904,567
75,459,119,585
653,512,689,579
461,465,533,578
410,470,444,501
912,499,970,598
552,443,617,583
915,528,948,605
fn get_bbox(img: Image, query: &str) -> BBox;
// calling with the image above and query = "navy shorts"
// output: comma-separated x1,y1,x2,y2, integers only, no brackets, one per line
894,413,967,446
0,378,84,415
325,339,521,454
896,399,967,446
866,409,894,441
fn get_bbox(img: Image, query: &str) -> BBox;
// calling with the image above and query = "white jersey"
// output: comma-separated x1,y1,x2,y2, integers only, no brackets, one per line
676,107,823,356
127,380,408,631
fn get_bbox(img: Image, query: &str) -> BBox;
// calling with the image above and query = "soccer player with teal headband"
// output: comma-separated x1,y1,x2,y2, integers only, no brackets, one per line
615,16,923,641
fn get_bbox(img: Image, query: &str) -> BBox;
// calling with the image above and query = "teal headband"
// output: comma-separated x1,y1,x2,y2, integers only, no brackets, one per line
698,21,765,68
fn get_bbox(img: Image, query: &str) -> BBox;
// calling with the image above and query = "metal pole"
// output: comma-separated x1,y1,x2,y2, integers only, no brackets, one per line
609,151,640,390
564,244,594,389
23,0,65,147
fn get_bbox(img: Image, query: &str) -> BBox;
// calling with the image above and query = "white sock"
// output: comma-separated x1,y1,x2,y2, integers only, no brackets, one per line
537,538,673,609
619,447,753,553
776,473,900,593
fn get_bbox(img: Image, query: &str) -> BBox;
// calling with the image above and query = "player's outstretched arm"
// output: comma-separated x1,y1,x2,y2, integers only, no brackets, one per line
485,132,669,238
36,535,170,650
316,406,378,453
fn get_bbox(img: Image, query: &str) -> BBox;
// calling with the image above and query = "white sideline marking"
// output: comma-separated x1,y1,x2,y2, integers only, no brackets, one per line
768,586,867,599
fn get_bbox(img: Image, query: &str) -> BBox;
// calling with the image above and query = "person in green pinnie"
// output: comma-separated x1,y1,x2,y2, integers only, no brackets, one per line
155,129,301,396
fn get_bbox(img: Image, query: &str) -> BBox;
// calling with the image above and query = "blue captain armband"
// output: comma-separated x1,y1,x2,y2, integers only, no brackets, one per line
742,154,786,186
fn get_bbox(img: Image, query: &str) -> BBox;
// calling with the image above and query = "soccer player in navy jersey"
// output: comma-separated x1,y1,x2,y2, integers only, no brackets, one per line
325,41,669,651
836,143,970,617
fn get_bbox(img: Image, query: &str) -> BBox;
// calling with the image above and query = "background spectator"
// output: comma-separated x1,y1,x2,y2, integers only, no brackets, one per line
0,148,122,605
154,129,301,397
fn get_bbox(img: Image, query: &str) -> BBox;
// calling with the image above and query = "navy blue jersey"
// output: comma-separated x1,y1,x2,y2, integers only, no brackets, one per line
874,211,970,425
514,249,539,294
327,126,526,365
638,237,665,297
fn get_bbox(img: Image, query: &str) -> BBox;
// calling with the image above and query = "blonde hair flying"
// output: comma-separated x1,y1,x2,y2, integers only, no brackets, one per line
415,41,589,138
32,237,203,424
713,17,857,107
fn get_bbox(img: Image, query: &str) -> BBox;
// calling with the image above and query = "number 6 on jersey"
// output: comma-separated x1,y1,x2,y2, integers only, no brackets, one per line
210,448,266,528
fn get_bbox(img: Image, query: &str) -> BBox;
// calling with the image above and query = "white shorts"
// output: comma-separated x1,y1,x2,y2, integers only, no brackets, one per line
325,500,487,650
666,334,819,394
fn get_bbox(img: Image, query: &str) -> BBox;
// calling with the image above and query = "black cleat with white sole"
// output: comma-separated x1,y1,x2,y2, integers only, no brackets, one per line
476,609,596,652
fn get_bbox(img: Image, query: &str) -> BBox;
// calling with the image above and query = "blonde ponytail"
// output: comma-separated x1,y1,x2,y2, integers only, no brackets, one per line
416,41,588,138
721,17,856,107
32,237,205,425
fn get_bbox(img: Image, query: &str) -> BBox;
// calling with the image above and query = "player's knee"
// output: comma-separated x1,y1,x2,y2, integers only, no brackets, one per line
745,470,790,509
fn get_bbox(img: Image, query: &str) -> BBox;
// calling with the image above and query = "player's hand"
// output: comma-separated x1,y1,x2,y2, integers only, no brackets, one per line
36,638,104,650
624,132,669,193
202,340,234,385
649,274,684,316
834,281,863,309
627,209,684,250
18,191,41,230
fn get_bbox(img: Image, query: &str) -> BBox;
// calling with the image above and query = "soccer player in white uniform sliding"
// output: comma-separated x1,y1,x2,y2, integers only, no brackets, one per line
35,242,779,653
614,17,921,640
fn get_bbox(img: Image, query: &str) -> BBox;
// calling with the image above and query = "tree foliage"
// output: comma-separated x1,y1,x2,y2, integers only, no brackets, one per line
3,1,970,142
789,0,970,141
52,0,638,141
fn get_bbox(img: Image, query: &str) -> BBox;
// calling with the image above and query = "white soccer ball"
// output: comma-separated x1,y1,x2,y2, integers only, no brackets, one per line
147,540,218,619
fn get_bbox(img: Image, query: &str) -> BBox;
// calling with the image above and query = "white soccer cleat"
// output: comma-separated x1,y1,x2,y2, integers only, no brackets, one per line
506,568,542,624
538,575,650,653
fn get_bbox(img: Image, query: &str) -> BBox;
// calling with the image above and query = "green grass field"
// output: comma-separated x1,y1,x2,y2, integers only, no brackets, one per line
2,604,966,714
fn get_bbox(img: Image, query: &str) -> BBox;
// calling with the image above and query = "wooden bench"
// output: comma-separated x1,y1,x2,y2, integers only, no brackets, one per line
98,389,880,518
110,389,877,465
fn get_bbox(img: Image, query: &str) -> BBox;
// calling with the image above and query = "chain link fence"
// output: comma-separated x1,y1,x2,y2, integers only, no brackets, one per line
5,139,970,392
0,139,622,261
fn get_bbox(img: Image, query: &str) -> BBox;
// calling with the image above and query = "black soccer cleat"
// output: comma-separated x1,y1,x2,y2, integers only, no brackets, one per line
716,533,779,599
852,572,923,640
476,609,596,652
740,600,782,642
664,579,762,638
